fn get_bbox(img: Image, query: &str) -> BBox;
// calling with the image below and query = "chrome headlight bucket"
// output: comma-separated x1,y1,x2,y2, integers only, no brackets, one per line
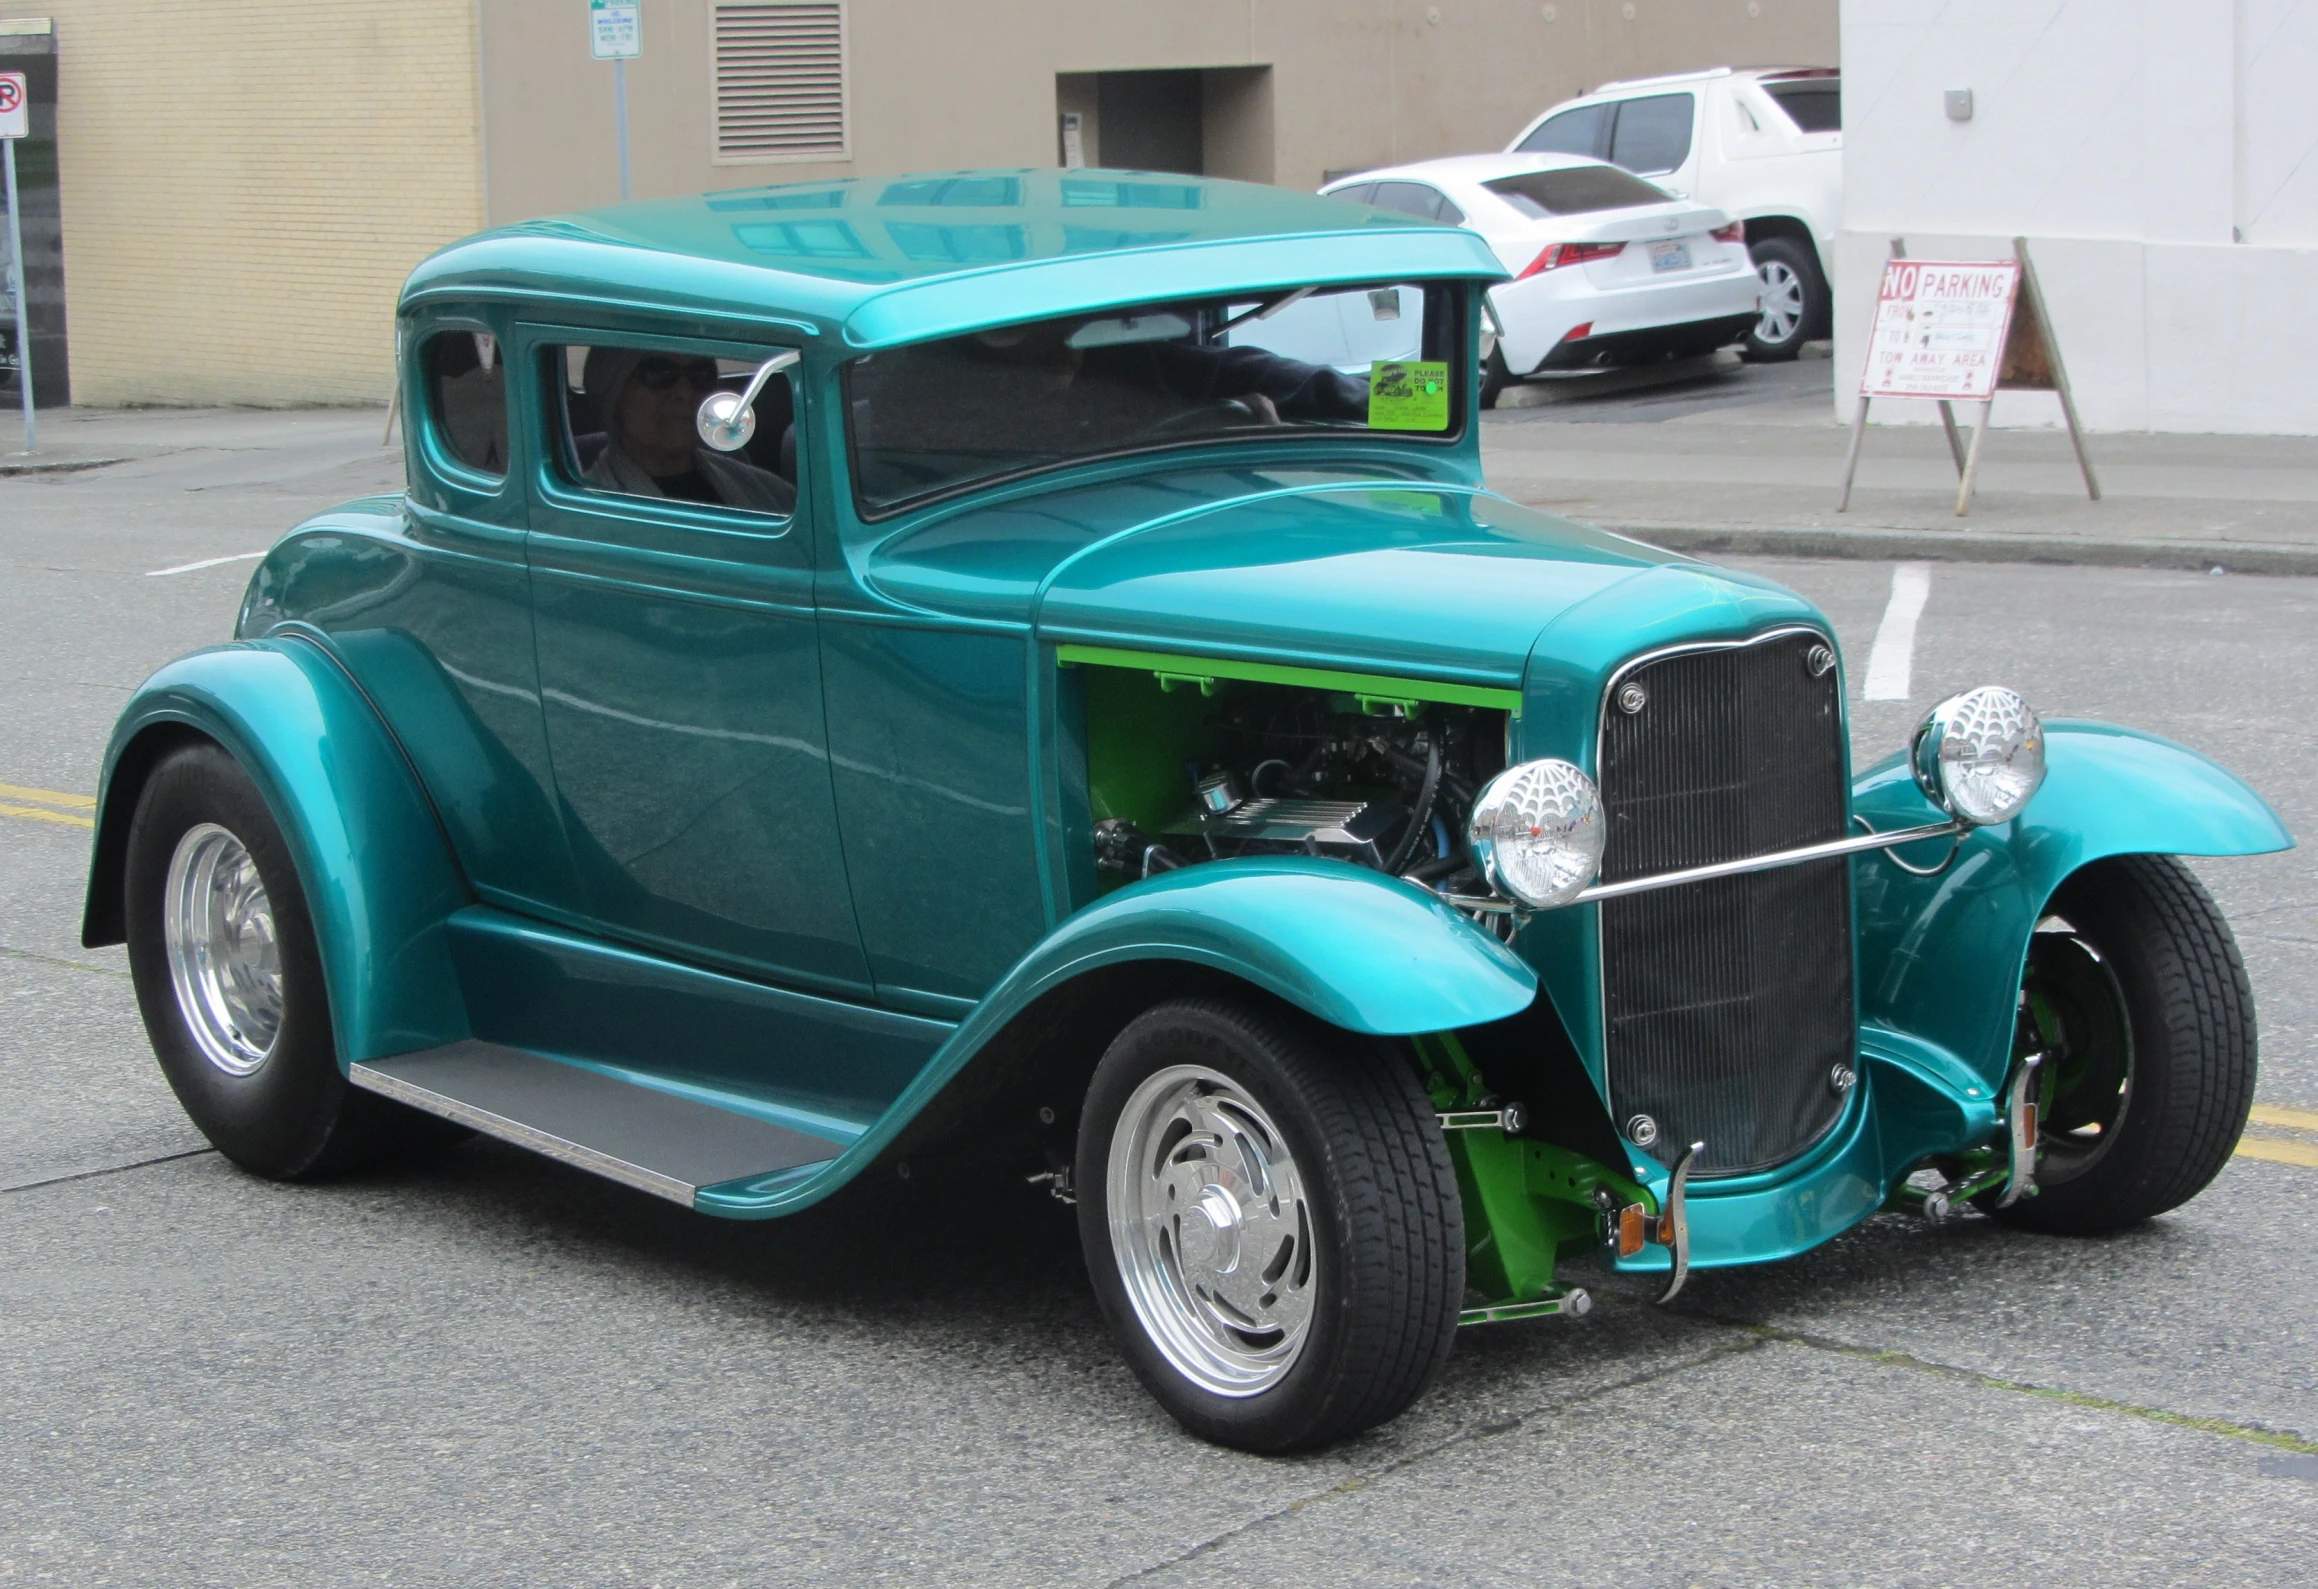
1467,758,1606,909
1911,686,2047,827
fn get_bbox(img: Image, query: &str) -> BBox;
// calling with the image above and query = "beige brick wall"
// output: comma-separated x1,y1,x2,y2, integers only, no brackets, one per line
45,0,484,406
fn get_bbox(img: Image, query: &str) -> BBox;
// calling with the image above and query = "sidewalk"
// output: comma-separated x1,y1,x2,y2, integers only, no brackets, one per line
0,404,392,476
9,377,2318,574
1480,358,2318,575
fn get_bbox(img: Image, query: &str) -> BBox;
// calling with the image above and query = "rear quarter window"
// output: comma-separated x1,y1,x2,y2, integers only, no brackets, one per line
425,331,507,477
1763,79,1841,133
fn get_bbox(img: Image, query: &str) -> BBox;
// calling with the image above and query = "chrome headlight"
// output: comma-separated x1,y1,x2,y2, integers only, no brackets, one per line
1467,758,1606,909
1911,686,2046,827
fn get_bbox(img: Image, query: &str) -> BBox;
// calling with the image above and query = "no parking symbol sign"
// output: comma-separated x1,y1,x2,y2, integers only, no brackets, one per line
0,72,27,140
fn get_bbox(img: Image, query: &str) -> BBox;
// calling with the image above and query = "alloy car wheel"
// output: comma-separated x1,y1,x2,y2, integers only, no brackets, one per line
1076,997,1462,1452
163,822,285,1076
1987,855,2257,1234
1107,1064,1316,1395
1755,260,1805,344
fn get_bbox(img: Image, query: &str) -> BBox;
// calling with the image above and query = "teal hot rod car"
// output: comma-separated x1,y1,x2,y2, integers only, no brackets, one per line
86,171,2290,1452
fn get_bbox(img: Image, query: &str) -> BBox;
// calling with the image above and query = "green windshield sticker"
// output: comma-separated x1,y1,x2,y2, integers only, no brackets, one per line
1368,360,1450,431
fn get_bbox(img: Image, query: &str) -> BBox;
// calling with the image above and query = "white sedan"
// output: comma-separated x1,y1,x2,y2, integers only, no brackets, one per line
1320,153,1762,404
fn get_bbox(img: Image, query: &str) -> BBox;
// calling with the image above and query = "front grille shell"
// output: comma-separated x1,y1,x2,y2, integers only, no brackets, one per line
1594,628,1854,1178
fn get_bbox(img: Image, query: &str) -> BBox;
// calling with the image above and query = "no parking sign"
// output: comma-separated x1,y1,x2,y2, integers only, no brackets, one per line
3,67,31,447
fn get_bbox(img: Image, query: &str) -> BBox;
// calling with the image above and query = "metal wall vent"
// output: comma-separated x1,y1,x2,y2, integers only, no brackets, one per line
713,2,849,164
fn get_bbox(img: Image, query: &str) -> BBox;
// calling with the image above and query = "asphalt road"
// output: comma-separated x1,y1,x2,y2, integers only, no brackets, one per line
4,412,2316,1586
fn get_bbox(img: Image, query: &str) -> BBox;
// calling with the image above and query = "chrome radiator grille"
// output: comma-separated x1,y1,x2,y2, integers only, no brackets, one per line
1596,629,1853,1178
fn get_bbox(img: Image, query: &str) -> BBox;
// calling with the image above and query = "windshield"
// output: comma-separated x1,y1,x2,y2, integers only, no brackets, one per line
844,281,1461,513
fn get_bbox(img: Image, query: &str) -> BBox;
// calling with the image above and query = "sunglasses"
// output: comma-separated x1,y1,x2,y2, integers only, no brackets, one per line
632,356,720,391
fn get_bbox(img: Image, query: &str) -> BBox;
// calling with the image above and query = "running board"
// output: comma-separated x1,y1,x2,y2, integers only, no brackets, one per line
350,1041,839,1207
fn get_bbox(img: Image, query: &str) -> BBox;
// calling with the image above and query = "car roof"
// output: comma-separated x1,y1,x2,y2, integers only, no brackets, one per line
1587,64,1835,96
1323,152,1607,190
402,168,1507,352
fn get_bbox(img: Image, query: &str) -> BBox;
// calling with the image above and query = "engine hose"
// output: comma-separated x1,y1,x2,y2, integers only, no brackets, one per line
1406,852,1465,883
1384,737,1442,875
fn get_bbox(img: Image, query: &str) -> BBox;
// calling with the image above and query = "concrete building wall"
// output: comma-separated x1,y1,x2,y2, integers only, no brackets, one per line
39,0,484,406
29,0,1832,406
1838,0,2318,434
480,0,1834,222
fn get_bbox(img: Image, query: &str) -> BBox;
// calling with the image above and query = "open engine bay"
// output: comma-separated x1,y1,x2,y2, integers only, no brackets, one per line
1074,656,1514,910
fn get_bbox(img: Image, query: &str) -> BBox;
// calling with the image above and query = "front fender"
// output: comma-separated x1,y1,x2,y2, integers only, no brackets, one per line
982,855,1539,1038
83,639,471,1065
696,857,1538,1217
1852,720,2291,1093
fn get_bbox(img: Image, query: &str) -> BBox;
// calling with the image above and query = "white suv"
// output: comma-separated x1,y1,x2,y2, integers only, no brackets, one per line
1505,67,1839,360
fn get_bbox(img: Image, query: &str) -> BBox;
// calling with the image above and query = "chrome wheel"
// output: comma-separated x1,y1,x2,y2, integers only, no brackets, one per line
1107,1064,1316,1397
1754,257,1805,346
162,822,283,1076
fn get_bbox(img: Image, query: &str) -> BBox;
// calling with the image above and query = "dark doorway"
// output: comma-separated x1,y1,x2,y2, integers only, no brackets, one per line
1096,69,1203,175
1059,66,1273,182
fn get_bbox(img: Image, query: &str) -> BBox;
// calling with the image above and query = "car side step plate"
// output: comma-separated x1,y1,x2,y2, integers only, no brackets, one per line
350,1041,838,1207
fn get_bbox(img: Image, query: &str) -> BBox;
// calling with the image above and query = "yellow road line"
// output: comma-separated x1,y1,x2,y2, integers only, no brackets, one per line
0,781,95,809
2250,1104,2318,1135
0,800,95,830
2236,1135,2318,1170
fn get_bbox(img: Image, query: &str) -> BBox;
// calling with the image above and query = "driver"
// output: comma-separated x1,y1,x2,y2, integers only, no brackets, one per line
581,348,795,514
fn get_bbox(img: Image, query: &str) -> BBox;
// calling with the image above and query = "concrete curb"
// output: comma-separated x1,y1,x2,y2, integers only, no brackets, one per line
1590,521,2318,578
0,456,129,477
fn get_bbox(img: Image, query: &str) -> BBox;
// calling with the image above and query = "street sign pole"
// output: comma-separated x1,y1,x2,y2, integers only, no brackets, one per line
614,57,630,202
1,69,32,452
589,2,641,204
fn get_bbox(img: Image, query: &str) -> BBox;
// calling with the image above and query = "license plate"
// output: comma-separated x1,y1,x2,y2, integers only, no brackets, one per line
1648,239,1693,273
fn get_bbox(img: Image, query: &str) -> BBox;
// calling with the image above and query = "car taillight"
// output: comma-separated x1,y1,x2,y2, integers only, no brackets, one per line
1712,222,1746,244
1517,240,1625,279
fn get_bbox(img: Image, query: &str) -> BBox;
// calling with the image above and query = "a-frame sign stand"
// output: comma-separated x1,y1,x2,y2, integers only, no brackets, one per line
1838,236,2100,516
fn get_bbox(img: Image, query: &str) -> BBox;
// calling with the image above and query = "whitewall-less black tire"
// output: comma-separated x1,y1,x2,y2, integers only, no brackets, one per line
1075,997,1462,1452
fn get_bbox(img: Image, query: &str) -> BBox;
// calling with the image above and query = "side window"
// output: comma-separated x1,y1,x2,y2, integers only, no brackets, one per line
549,343,798,519
1516,103,1610,158
1367,181,1446,220
1608,93,1696,175
1433,192,1466,226
1329,182,1378,205
425,331,507,477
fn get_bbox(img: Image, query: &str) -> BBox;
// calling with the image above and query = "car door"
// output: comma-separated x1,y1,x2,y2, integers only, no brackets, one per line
515,324,871,996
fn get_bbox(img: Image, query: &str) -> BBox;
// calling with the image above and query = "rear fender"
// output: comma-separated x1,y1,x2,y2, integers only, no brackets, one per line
1852,720,2291,1093
83,639,471,1064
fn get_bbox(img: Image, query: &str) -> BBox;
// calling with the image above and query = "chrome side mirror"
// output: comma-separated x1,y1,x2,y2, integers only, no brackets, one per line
696,350,801,453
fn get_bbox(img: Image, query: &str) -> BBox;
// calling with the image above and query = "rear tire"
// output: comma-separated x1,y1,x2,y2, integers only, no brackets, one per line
124,741,459,1180
1989,856,2257,1235
1479,344,1513,410
1741,235,1823,362
1076,998,1462,1452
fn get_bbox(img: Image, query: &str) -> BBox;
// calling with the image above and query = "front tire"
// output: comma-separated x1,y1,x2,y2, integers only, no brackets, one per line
1991,856,2257,1235
124,741,450,1180
1741,236,1823,361
1076,998,1462,1452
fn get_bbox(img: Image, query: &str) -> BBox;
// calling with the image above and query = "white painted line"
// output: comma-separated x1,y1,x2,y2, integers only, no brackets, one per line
144,551,266,577
1863,563,1932,702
